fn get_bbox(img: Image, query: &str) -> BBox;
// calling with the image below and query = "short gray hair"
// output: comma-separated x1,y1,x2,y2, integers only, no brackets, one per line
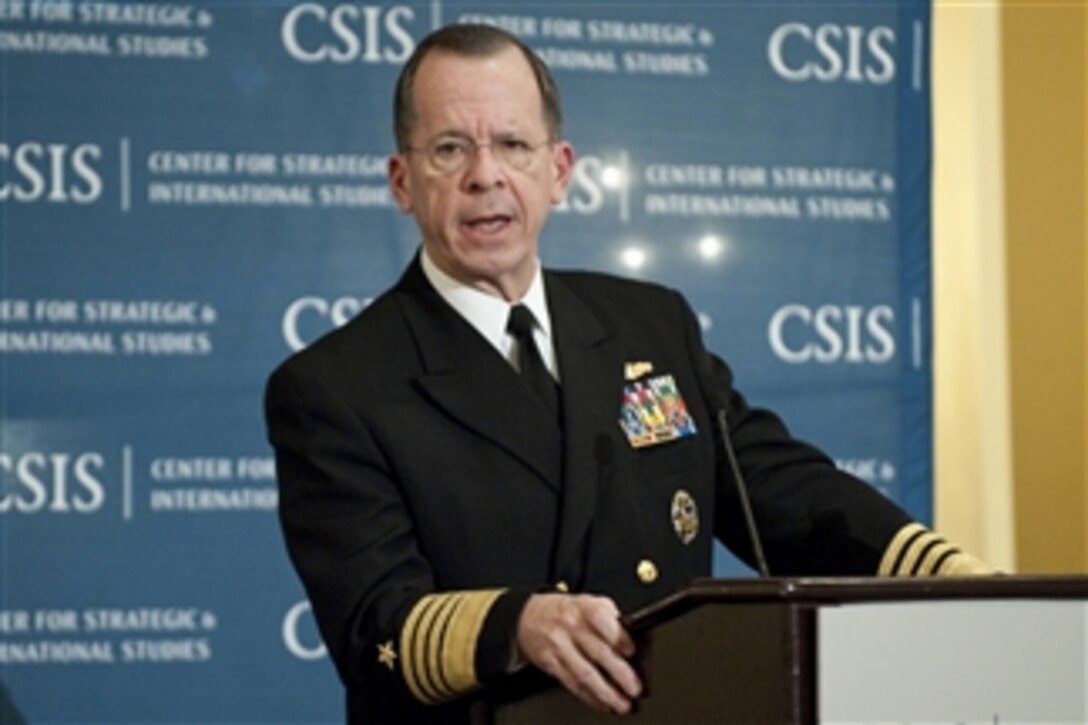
393,24,563,152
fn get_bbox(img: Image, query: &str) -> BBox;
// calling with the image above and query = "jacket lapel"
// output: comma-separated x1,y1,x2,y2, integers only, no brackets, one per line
394,259,563,491
546,274,624,581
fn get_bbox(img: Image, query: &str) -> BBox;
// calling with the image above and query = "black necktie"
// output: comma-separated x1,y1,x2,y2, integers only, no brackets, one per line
507,304,560,419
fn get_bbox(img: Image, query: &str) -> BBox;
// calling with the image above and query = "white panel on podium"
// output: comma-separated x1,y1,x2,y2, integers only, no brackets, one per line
819,600,1088,723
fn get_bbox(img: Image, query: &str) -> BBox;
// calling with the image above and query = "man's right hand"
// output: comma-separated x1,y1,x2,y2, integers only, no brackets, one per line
515,593,642,715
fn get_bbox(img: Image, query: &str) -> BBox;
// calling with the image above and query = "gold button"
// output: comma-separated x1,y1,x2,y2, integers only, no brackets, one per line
636,559,658,585
555,580,570,593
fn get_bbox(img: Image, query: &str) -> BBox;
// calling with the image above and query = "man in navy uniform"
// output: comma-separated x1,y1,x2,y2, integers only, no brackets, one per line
265,23,990,724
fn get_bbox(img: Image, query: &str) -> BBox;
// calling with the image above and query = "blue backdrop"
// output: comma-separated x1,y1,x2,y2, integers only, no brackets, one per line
1,0,931,721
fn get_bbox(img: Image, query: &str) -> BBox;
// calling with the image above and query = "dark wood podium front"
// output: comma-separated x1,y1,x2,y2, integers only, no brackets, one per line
492,577,1088,724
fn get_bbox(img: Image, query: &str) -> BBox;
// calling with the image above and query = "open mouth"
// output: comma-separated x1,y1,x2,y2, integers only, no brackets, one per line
463,214,513,234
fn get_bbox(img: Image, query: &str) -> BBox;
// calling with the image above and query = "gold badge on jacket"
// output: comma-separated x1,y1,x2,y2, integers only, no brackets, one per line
618,372,697,448
671,489,699,545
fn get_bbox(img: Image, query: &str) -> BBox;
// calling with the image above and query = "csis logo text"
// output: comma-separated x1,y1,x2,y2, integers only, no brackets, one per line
0,141,104,204
0,451,107,514
768,22,896,84
281,3,416,64
769,304,896,365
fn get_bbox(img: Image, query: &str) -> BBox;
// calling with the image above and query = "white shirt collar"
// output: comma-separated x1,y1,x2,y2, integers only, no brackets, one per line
420,248,558,378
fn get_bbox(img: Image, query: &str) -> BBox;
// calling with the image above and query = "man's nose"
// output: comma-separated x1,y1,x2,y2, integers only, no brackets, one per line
461,144,506,191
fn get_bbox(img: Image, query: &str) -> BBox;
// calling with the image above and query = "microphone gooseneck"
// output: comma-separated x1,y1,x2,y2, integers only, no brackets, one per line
715,408,771,577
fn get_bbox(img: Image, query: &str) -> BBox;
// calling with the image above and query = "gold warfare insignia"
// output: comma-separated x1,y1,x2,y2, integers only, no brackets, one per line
671,489,699,545
624,360,654,381
618,373,697,448
377,640,397,670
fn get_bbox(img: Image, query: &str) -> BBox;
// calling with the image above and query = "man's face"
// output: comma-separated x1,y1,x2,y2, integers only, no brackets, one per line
388,46,574,300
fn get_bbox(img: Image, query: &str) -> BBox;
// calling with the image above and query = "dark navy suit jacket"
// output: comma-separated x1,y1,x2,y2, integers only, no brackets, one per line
265,257,911,722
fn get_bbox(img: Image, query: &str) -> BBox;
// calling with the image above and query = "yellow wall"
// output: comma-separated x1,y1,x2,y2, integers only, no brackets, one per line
1001,2,1087,572
933,5,1016,569
934,2,1086,572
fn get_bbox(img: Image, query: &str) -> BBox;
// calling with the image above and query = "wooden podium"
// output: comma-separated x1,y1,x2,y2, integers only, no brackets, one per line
492,577,1088,724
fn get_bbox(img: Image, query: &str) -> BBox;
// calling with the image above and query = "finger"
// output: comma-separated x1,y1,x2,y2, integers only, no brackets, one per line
573,626,642,700
585,601,636,658
556,643,634,715
596,647,642,699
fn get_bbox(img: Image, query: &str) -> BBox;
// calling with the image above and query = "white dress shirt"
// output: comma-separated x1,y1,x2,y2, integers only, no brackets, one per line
420,248,560,381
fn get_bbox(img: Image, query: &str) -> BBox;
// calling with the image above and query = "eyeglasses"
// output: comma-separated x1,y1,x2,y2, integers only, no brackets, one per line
405,136,553,174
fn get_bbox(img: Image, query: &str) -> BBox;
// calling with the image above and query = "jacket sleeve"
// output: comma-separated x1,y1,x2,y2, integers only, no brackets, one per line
876,522,992,575
672,290,991,577
265,359,532,711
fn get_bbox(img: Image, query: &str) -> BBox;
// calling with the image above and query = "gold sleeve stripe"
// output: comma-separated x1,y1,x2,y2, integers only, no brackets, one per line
421,592,463,701
400,589,505,705
401,594,443,703
937,551,995,575
895,529,945,575
879,523,995,576
913,539,960,575
443,587,501,694
931,547,958,573
404,592,462,703
878,522,928,576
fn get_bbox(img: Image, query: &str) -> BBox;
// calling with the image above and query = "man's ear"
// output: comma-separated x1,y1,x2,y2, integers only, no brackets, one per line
388,154,414,213
549,141,575,206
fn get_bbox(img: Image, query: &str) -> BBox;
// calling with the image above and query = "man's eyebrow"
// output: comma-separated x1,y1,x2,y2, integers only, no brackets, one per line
427,126,530,141
427,129,473,140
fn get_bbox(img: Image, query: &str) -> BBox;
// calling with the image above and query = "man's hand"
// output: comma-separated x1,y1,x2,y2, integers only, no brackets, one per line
516,593,642,715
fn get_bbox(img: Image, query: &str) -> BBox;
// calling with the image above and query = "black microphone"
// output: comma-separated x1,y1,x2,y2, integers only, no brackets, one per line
714,408,771,577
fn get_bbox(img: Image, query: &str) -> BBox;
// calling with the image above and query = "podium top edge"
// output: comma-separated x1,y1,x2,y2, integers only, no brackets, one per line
623,575,1088,632
691,575,1088,602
